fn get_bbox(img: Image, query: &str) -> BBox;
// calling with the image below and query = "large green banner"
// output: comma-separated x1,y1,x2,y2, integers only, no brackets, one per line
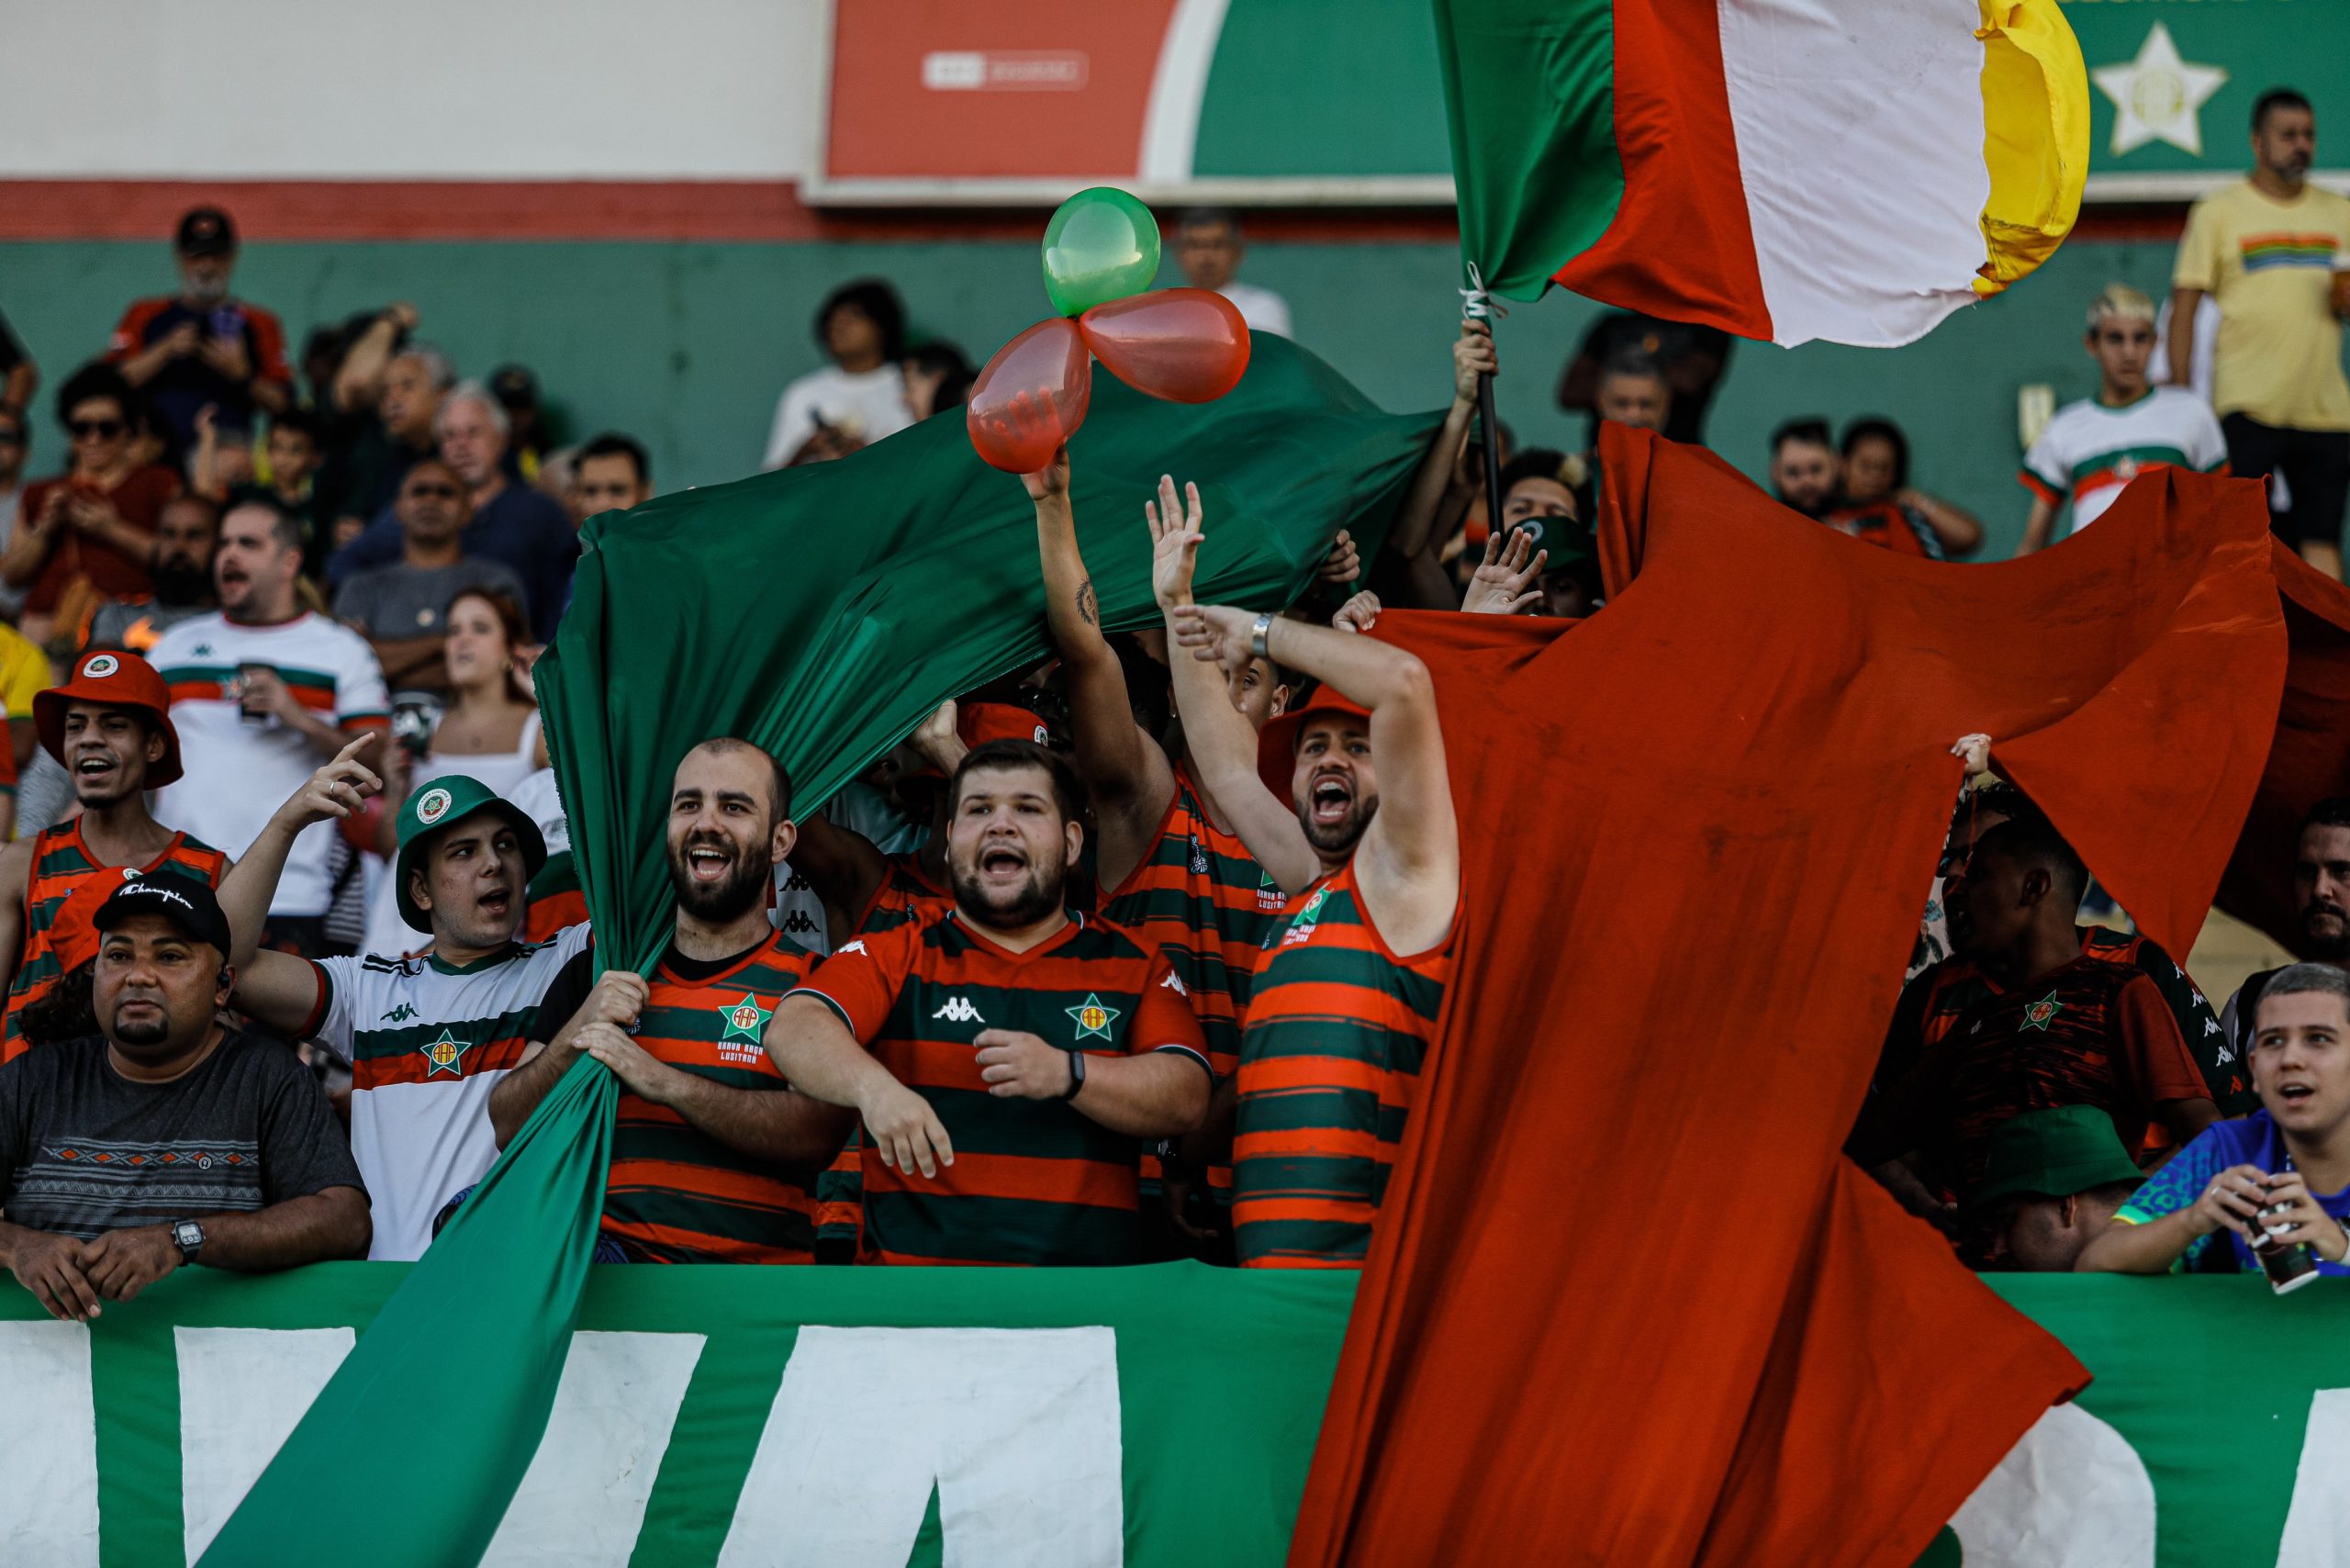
1,1267,2343,1565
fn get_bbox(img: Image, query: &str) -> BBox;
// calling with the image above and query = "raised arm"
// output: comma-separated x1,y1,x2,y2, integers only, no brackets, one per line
1147,476,1321,893
331,305,417,413
1025,447,1174,889
1174,604,1459,954
1388,321,1494,563
223,738,380,973
576,1021,854,1163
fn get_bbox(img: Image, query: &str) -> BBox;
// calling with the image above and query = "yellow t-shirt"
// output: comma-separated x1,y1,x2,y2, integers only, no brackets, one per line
2173,179,2350,431
0,625,48,722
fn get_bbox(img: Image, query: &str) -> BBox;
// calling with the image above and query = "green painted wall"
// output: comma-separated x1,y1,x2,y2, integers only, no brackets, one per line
0,236,2322,556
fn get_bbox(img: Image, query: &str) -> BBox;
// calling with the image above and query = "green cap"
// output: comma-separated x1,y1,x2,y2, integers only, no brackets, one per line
393,775,547,934
1969,1105,2144,1211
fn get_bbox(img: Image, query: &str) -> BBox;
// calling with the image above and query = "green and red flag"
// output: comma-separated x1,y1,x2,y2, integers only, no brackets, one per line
1434,0,2092,345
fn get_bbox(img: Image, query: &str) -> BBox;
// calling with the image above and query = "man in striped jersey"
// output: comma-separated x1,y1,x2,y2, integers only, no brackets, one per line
1026,454,1340,1249
2015,286,2229,555
0,650,228,1059
221,758,593,1260
493,738,851,1263
1169,597,1460,1269
766,739,1211,1266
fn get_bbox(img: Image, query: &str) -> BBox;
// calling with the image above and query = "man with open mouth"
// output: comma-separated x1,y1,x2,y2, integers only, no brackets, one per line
491,737,852,1264
765,737,1213,1266
218,757,593,1261
1169,586,1461,1269
2081,960,2350,1280
0,649,229,1059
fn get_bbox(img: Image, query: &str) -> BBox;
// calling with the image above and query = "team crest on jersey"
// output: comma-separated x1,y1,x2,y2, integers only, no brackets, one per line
416,788,455,826
2021,992,2064,1032
420,1030,469,1077
1281,887,1330,947
1068,993,1121,1041
722,992,772,1043
1258,865,1285,911
84,654,121,678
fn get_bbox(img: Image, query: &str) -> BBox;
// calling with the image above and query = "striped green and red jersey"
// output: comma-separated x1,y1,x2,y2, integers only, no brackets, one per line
797,906,1209,1266
1233,861,1456,1270
3,822,228,1061
600,931,829,1264
855,850,950,935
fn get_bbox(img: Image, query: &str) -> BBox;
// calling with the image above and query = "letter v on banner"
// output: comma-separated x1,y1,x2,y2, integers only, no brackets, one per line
718,1327,1125,1567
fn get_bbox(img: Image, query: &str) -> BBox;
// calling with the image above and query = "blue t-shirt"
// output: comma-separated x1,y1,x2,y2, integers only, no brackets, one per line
2118,1109,2350,1274
329,478,577,643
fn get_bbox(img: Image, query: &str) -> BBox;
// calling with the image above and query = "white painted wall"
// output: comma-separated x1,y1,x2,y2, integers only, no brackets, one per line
0,0,829,179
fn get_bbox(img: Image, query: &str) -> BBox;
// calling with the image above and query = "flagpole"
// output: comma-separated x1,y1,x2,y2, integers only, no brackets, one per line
1461,265,1505,541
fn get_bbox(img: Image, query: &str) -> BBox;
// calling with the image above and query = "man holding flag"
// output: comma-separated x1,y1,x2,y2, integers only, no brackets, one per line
1168,587,1459,1269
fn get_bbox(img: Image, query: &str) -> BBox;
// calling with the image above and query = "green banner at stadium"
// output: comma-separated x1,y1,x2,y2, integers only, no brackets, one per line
1,1267,2344,1565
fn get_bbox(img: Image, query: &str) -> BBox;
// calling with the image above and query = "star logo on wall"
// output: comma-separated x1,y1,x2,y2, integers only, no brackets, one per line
2093,23,2227,157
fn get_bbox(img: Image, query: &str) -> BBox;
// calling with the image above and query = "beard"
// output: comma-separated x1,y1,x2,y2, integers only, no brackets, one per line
666,834,770,924
1296,786,1378,857
2302,901,2350,962
951,859,1065,931
152,555,213,607
109,1001,171,1047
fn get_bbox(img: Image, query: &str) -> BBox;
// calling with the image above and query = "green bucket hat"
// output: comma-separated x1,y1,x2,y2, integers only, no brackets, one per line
1969,1105,2144,1212
393,775,547,934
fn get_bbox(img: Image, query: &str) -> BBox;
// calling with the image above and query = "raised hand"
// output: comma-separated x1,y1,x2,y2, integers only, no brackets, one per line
1332,590,1382,633
1461,528,1548,615
1316,529,1360,587
1169,602,1259,682
1147,474,1205,609
276,734,385,828
1452,317,1497,406
1016,430,1071,500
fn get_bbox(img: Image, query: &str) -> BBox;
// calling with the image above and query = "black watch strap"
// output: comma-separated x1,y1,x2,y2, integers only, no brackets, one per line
1062,1048,1088,1100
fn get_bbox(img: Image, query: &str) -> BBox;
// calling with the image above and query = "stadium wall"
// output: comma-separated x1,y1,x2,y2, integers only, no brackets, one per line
0,235,2260,556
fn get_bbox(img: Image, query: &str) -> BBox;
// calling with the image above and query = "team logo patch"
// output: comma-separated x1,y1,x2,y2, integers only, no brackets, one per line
2020,992,2065,1032
1067,993,1121,1041
381,1002,419,1024
416,788,455,825
420,1029,469,1077
84,654,121,679
722,992,772,1044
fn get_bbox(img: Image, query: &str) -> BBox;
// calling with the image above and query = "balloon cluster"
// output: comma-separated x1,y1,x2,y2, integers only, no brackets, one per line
968,187,1252,473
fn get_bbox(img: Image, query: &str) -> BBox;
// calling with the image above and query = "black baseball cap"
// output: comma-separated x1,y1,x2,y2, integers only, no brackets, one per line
174,206,238,258
94,875,234,958
488,365,540,409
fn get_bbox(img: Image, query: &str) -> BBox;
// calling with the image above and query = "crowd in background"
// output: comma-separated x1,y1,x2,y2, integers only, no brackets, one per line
0,89,2347,1320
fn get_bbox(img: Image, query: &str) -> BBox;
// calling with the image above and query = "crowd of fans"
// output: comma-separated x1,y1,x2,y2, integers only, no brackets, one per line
0,92,2347,1319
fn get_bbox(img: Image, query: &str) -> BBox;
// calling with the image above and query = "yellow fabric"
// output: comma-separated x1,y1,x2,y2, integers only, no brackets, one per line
2174,180,2350,431
1973,0,2090,299
0,625,50,720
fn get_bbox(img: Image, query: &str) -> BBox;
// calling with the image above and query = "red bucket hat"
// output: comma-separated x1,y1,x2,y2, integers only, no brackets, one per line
1255,688,1371,801
35,650,185,788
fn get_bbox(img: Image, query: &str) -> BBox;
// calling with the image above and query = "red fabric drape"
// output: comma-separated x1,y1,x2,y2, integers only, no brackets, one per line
1289,429,2286,1566
2218,543,2350,951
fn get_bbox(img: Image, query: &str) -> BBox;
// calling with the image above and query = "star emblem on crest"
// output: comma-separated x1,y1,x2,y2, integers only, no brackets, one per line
722,991,773,1044
2093,23,2227,157
2021,992,2065,1033
420,1029,469,1077
1067,992,1121,1042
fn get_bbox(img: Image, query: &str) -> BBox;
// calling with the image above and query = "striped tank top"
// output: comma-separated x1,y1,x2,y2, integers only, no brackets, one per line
3,820,228,1061
1232,860,1455,1269
601,930,825,1264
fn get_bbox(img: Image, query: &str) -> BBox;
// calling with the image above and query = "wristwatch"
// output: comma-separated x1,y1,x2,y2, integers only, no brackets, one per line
1062,1048,1088,1101
172,1220,206,1264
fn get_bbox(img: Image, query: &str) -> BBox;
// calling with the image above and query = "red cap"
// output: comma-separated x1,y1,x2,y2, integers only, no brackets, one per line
957,701,1054,751
1256,689,1371,801
36,651,184,788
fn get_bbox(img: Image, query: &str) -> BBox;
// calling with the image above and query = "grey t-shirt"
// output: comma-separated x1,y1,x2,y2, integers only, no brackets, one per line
0,1030,364,1239
331,557,530,641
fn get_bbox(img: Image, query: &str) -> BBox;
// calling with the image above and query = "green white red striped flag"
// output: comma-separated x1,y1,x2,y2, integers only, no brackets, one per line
1435,0,2093,346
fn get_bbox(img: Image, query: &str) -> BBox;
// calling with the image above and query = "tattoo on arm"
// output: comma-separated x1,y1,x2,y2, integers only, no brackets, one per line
1077,577,1098,628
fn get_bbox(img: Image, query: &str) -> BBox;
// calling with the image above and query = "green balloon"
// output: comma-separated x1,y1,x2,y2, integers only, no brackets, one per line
1041,187,1162,317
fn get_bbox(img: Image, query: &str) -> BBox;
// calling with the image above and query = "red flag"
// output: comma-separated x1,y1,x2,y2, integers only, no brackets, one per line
1290,430,2284,1565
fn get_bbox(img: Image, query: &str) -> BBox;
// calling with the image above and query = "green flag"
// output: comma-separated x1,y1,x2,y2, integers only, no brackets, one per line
196,334,1438,1565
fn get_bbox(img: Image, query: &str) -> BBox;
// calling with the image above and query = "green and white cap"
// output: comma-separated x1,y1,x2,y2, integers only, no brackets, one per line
393,775,548,933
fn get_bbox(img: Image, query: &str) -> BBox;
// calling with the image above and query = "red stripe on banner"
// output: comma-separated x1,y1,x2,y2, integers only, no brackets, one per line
1550,0,1773,339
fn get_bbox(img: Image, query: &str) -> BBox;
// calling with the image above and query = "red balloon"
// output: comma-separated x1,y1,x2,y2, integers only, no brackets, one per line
1078,289,1251,404
967,317,1093,473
